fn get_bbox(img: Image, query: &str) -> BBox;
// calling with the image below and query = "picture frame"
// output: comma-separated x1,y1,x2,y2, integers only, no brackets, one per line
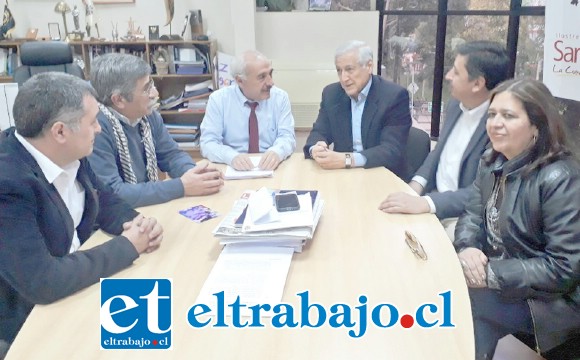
94,0,134,4
48,23,61,41
309,0,331,11
25,28,38,40
149,25,159,41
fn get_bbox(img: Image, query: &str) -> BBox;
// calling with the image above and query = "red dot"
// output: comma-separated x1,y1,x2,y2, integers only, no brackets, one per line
400,314,414,328
152,340,158,346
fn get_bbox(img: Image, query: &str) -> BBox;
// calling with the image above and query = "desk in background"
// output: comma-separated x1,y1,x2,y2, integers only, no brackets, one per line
7,155,474,360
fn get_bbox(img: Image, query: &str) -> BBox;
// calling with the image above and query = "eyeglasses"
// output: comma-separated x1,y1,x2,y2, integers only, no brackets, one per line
405,231,428,261
143,79,156,95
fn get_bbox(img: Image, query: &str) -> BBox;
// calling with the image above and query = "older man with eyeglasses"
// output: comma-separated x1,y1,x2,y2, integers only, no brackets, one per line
88,53,223,208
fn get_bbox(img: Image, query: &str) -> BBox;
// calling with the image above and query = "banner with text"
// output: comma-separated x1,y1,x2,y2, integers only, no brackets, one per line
543,1,580,101
215,52,235,89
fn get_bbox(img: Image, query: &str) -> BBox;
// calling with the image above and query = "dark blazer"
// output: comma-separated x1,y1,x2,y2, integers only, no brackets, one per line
415,99,490,219
303,75,411,178
0,129,139,343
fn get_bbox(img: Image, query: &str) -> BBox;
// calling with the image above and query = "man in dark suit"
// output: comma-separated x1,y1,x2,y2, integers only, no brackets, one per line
380,41,510,240
303,40,411,178
0,73,164,354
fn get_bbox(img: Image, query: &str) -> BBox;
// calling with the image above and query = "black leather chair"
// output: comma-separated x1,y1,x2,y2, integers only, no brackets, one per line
404,127,431,182
13,41,84,86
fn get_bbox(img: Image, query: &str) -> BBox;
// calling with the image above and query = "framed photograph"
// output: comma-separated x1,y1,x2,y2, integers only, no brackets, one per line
48,23,61,41
149,25,159,40
94,0,134,4
25,28,38,40
309,0,331,11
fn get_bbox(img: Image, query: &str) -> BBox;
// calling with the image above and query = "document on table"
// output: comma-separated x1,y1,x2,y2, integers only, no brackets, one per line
194,244,294,318
242,188,314,233
224,156,274,180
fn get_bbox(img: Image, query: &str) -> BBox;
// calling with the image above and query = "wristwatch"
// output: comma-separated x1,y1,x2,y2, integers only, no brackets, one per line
345,153,352,169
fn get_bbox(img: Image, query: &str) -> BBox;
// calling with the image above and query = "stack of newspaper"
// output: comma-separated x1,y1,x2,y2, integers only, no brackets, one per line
212,188,324,252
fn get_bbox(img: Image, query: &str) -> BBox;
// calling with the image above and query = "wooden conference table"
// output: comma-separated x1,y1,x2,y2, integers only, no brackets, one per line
7,155,474,360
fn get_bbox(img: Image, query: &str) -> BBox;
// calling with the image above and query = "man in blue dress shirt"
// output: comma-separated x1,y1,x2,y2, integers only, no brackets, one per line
200,50,296,171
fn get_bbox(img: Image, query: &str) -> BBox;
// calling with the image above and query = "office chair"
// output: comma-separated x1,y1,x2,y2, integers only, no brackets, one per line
404,127,431,182
13,41,84,86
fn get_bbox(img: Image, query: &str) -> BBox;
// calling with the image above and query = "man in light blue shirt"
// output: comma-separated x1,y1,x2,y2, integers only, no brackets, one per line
200,50,296,170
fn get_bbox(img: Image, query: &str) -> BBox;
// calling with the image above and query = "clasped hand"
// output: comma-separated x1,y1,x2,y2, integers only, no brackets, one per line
232,151,281,171
311,141,346,169
122,214,164,254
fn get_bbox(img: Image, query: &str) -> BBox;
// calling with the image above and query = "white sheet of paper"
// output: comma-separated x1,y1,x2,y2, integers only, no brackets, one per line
242,193,314,233
224,156,274,180
194,245,294,318
247,187,279,224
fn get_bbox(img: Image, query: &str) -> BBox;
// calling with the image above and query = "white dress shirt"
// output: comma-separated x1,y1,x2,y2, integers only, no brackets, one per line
15,132,84,253
417,100,488,213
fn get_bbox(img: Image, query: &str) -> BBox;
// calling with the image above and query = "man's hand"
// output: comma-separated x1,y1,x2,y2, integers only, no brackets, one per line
313,149,348,170
135,216,164,253
181,162,224,196
310,141,329,158
458,247,488,288
408,180,424,195
231,154,255,171
258,150,281,170
378,192,430,214
122,214,164,254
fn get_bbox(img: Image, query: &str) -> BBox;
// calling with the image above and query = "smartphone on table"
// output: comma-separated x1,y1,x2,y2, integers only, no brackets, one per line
275,192,300,212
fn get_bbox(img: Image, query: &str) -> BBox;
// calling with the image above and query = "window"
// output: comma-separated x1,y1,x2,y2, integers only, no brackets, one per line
515,16,544,80
378,0,545,138
448,0,509,10
385,1,437,11
382,15,437,133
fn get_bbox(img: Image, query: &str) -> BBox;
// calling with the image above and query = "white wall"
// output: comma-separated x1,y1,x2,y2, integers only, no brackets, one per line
255,11,379,127
0,83,18,130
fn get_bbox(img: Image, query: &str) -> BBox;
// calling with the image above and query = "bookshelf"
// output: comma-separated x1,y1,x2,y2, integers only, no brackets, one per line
0,41,26,83
0,39,215,157
71,40,217,158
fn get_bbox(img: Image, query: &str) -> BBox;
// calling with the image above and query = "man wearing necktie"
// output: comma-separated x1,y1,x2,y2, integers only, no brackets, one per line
200,50,296,171
88,53,224,208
